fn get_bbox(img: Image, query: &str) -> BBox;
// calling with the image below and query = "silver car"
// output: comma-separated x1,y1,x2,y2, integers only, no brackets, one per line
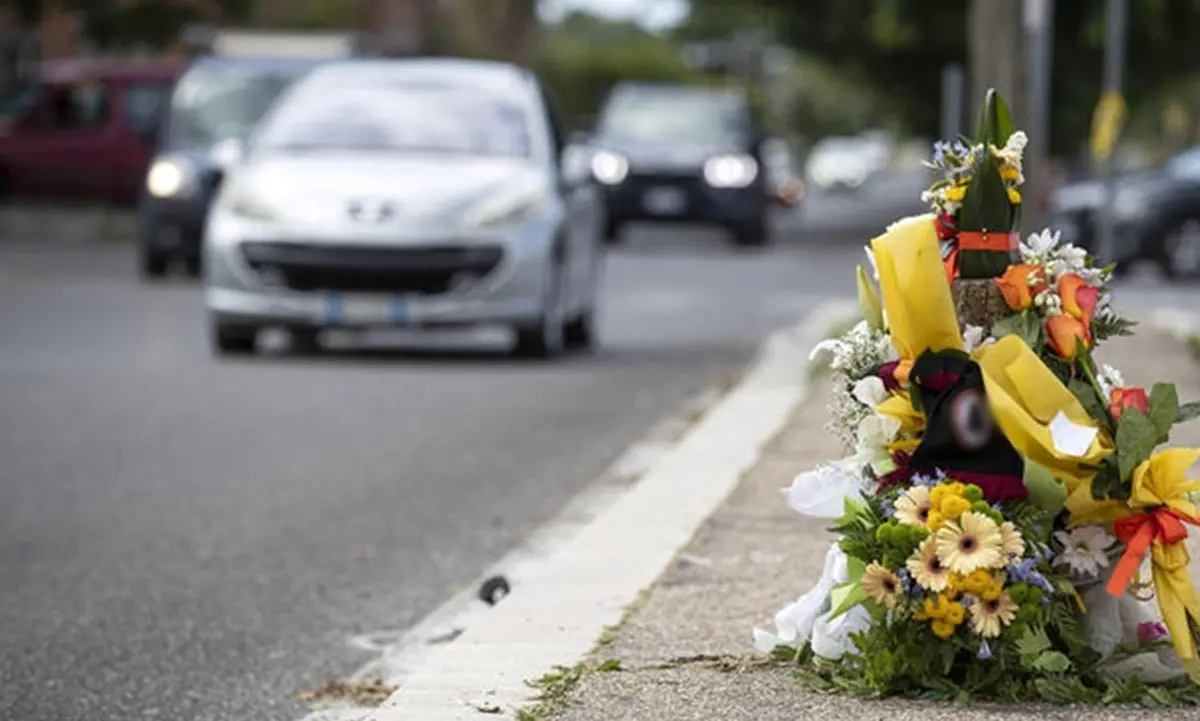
203,59,604,358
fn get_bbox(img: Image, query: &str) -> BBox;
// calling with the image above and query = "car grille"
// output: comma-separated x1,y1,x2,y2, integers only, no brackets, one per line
240,242,504,294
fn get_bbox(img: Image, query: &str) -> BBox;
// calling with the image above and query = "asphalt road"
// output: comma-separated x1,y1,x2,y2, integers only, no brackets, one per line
0,176,926,721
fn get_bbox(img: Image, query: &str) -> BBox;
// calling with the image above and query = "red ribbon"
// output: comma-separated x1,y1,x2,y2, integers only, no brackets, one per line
1106,507,1200,597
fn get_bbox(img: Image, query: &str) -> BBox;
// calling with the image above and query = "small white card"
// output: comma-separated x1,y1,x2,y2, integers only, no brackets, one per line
1049,411,1098,457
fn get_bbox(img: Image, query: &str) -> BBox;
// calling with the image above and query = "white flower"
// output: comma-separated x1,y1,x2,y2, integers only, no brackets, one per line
853,413,901,475
1097,364,1125,398
1005,130,1029,154
1020,228,1061,261
962,324,989,352
784,459,870,519
1053,525,1117,578
851,375,889,408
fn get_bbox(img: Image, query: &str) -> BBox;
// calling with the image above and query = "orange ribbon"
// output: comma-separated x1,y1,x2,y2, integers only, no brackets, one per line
958,231,1020,252
942,246,959,283
1106,507,1200,598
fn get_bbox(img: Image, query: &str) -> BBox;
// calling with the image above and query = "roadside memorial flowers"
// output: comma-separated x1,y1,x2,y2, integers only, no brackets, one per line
756,89,1200,706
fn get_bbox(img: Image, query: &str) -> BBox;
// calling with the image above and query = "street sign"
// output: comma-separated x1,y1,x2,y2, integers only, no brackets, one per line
1090,90,1126,162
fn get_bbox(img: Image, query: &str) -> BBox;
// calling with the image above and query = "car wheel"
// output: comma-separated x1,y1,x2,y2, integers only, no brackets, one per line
513,260,566,359
290,328,322,355
183,254,202,279
602,219,625,247
140,246,169,279
564,308,596,352
211,319,257,357
731,218,770,248
1158,219,1200,279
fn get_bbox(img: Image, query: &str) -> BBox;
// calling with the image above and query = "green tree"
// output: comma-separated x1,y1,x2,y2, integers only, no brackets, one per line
691,0,1200,156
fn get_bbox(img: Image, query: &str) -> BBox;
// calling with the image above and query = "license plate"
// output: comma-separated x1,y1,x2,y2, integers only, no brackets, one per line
643,187,686,215
323,294,408,326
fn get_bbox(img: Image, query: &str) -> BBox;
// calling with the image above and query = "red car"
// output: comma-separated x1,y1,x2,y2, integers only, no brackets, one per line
0,58,183,206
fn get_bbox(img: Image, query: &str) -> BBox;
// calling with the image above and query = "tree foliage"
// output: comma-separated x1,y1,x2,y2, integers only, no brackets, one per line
690,0,1200,155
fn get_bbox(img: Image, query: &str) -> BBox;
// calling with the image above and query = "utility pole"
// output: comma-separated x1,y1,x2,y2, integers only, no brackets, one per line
1023,0,1054,232
967,0,1027,130
1095,0,1127,267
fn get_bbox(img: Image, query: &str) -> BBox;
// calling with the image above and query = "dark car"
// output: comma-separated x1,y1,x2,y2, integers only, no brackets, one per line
137,56,324,278
1050,146,1200,278
0,58,181,205
585,82,773,247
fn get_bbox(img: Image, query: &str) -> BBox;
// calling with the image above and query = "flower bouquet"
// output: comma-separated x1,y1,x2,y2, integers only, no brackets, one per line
755,90,1200,705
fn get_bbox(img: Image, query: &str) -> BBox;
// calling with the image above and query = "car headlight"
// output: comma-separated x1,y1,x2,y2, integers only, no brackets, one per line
591,150,629,185
1113,189,1149,221
465,183,551,229
146,158,196,198
703,154,759,188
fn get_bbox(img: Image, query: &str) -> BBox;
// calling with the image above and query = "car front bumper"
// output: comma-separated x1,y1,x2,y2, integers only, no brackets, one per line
600,172,767,227
204,213,553,329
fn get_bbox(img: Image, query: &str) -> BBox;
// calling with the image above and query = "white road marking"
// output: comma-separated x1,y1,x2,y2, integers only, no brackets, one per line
286,299,857,720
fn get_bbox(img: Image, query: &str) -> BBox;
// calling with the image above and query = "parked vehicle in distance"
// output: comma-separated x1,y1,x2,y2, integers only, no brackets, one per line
138,56,327,278
804,136,886,193
204,58,604,360
0,58,182,205
1050,145,1200,278
585,82,773,247
762,137,805,208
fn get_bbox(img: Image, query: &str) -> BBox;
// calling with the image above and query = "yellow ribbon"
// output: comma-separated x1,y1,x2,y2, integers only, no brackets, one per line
973,336,1113,499
870,215,963,360
1114,449,1200,672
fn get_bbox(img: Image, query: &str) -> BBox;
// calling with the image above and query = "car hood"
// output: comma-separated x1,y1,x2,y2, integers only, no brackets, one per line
226,154,544,227
1052,172,1173,212
594,136,744,173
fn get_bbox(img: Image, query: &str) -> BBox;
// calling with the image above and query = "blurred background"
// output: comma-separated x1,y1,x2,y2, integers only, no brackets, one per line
2,2,1200,721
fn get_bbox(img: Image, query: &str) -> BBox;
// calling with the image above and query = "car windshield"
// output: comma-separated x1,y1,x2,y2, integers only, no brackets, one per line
598,88,746,145
165,65,302,149
254,78,532,158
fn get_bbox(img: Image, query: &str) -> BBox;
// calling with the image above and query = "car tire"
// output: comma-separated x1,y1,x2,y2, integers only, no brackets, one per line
211,320,257,357
290,328,322,355
183,254,202,279
564,309,596,352
140,247,169,279
513,260,566,360
602,219,625,247
731,218,770,248
1157,218,1200,280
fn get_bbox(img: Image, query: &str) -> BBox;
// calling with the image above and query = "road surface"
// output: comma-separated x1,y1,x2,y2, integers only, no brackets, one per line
0,169,1047,721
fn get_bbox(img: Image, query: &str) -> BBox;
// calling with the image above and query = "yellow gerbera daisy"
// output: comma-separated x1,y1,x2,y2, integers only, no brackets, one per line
998,521,1025,560
894,486,933,526
906,536,950,592
937,495,972,521
935,511,1004,575
944,184,967,202
969,589,1018,637
861,562,901,610
1007,187,1022,204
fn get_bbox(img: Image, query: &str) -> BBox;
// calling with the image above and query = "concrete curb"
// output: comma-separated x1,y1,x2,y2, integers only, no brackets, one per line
1145,307,1200,342
354,300,859,720
0,204,136,244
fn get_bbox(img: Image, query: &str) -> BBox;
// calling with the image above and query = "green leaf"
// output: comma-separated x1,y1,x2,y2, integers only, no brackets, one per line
1032,650,1072,673
1068,377,1108,425
1022,458,1067,513
1179,401,1200,424
1116,410,1159,481
1148,382,1180,439
856,265,884,332
1016,626,1052,665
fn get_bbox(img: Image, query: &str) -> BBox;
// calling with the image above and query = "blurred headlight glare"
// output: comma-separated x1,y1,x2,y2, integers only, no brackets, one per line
591,151,629,185
704,154,759,188
146,159,191,198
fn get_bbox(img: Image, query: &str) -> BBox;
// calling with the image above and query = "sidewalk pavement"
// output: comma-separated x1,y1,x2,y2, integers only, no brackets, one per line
544,326,1200,721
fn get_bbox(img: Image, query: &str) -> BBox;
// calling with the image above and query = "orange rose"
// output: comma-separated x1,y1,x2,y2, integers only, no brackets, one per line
1059,273,1099,325
995,264,1047,311
1046,314,1092,360
1110,386,1150,419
